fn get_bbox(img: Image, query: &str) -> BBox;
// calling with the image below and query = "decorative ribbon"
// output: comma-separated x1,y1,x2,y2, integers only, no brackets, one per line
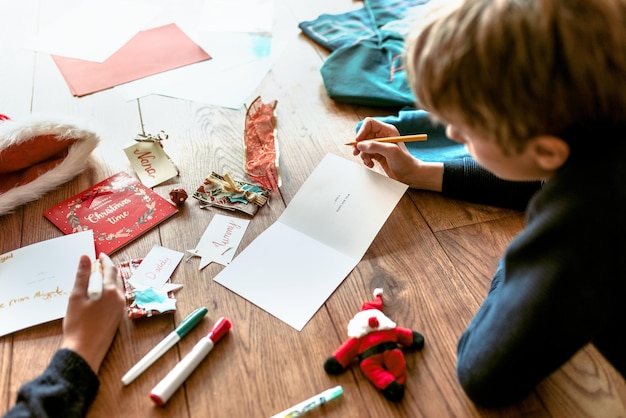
135,130,169,143
208,173,268,206
81,187,113,208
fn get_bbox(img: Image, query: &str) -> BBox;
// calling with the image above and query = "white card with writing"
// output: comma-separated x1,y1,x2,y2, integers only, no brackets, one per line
214,153,408,330
0,230,95,337
188,214,250,270
127,245,184,290
123,141,178,188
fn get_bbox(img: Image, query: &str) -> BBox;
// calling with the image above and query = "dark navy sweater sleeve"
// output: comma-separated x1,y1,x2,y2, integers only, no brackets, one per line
443,157,542,210
3,349,99,418
454,134,626,406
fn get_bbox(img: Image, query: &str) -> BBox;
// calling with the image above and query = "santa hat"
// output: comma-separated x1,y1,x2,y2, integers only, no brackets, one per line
347,288,396,338
0,115,99,216
361,287,384,311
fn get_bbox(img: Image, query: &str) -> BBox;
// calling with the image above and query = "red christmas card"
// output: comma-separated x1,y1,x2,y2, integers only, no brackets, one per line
44,172,178,256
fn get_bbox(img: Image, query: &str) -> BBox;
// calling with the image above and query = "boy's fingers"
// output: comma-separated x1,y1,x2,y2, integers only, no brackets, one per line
99,253,122,290
73,255,92,295
98,252,113,273
357,140,388,155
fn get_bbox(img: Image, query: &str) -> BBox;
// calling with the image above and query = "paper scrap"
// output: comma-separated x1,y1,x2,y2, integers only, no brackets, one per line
128,245,184,290
27,1,163,62
124,139,179,188
133,287,177,313
187,214,250,270
52,23,211,96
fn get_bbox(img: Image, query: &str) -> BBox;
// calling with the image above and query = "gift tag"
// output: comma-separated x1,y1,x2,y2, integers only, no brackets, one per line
127,245,184,290
124,131,178,187
186,214,250,270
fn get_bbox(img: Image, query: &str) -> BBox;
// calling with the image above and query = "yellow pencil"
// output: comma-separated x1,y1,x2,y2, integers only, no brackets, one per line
345,133,427,146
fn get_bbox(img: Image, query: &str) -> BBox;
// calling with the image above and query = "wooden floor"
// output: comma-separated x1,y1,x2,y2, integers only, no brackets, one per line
1,1,625,417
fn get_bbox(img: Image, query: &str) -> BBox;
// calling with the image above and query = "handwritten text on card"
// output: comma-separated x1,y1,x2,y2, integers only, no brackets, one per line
128,245,184,290
188,214,250,269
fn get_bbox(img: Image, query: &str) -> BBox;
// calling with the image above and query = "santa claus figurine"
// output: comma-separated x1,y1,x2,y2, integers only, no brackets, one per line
324,288,425,402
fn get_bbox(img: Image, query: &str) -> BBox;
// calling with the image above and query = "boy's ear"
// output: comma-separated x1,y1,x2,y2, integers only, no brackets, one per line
528,135,570,171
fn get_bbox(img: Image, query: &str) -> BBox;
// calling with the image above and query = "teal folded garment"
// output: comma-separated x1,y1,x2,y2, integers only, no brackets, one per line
320,34,414,107
299,0,432,107
356,109,469,162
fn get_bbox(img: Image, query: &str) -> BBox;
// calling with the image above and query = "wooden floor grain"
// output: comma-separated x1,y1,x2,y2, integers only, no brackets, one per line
1,1,625,417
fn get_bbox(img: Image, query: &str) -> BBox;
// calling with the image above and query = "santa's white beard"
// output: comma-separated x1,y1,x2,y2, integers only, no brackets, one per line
347,309,396,338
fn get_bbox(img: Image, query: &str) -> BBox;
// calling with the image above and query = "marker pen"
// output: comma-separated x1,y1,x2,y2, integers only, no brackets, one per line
150,317,232,406
270,385,344,418
87,259,103,300
121,307,209,385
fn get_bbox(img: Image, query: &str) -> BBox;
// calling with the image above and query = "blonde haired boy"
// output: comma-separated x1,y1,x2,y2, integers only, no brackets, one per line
353,0,626,407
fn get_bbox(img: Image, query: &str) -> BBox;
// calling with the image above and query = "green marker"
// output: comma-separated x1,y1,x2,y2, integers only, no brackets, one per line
270,385,344,418
121,307,208,385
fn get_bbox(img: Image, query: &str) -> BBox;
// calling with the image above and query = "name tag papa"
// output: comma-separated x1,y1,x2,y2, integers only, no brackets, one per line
123,130,179,188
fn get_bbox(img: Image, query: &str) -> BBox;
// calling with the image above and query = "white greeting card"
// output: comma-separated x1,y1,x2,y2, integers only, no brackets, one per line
0,231,95,337
214,154,408,330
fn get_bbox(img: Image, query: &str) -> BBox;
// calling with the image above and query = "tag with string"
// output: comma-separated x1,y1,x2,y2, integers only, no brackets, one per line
123,130,179,188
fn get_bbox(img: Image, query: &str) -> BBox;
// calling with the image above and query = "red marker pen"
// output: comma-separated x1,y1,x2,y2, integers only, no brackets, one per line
150,317,232,406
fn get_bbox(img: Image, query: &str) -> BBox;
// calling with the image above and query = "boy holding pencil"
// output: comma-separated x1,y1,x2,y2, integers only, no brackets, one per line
352,0,626,407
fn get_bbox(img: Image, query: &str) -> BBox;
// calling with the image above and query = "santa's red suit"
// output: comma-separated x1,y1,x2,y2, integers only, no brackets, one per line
324,289,424,402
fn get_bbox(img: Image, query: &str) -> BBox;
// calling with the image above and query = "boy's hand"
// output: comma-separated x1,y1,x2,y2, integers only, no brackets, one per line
352,117,444,191
61,253,125,373
353,117,401,143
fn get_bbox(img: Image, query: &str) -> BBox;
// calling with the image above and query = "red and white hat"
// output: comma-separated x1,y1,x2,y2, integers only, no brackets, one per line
361,288,384,311
347,288,396,338
0,115,99,216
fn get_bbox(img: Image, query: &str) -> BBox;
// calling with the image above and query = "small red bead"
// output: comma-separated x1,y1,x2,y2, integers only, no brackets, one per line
169,188,188,205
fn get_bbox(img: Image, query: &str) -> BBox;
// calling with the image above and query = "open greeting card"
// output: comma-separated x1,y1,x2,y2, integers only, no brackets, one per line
0,231,95,337
214,153,408,330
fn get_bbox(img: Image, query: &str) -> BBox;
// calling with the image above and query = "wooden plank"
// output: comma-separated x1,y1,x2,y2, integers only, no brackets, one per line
436,216,626,416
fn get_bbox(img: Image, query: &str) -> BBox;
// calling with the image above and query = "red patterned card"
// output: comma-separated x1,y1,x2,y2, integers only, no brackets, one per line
44,172,178,256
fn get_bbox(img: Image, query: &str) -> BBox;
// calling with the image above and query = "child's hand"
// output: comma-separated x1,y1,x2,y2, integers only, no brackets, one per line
61,253,125,373
351,117,444,191
353,117,401,143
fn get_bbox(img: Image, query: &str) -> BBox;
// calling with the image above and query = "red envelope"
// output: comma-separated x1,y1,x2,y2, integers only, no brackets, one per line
52,23,211,97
